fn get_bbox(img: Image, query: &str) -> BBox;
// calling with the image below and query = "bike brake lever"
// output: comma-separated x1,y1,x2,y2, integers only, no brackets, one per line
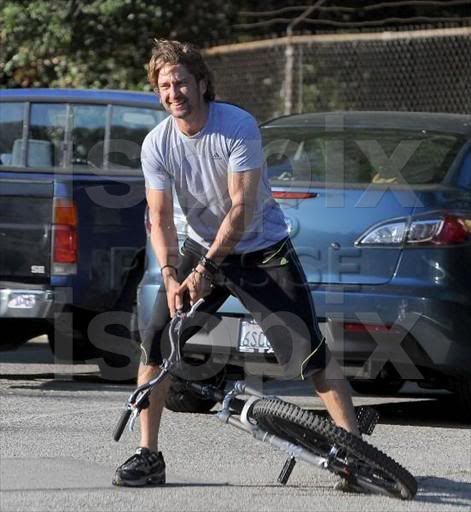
176,298,205,319
171,298,205,365
127,388,152,431
129,408,139,432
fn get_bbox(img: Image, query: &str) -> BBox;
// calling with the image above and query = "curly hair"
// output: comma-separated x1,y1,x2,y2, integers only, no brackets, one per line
147,39,215,102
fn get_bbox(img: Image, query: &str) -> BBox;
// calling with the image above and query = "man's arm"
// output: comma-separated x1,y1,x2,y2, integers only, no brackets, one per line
205,168,261,264
147,188,182,315
177,168,261,305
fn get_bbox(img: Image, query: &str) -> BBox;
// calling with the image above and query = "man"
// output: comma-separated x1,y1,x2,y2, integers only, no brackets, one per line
113,39,359,487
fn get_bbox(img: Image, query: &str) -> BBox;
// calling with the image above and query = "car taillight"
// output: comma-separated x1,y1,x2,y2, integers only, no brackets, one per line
429,215,469,245
272,191,318,200
344,322,402,335
356,214,471,247
52,198,78,273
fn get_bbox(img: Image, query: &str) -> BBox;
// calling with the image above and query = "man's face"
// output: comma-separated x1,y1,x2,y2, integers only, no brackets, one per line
156,63,206,120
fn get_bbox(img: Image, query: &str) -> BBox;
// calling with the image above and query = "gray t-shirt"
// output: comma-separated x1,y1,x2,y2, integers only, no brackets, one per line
141,102,287,253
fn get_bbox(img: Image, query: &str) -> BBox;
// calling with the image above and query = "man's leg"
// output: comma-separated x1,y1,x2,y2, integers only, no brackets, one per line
312,355,360,436
113,241,231,486
313,355,370,494
138,363,172,450
112,362,169,487
222,239,360,437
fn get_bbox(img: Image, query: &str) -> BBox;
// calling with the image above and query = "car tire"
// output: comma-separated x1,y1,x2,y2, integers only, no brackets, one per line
165,376,219,414
47,308,99,362
0,320,45,350
95,304,140,382
452,378,471,416
48,306,140,381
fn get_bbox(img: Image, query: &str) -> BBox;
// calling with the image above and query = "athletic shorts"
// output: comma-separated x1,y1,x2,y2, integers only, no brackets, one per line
140,237,329,379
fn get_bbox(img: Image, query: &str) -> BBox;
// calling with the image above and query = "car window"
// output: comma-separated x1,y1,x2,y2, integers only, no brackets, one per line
71,104,107,169
0,102,25,166
262,127,464,186
25,103,68,168
109,106,165,168
458,148,471,190
1,100,166,171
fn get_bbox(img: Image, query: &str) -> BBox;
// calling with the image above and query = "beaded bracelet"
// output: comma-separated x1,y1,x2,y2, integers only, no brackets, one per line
191,267,213,284
199,255,219,275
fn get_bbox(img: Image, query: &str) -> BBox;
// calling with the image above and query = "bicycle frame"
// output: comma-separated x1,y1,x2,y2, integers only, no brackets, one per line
211,380,333,479
114,298,367,484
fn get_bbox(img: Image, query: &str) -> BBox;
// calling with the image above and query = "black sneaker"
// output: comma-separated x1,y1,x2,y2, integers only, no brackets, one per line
112,448,166,487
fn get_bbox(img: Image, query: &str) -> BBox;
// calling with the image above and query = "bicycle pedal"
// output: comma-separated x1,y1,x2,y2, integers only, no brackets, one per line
277,456,296,485
356,406,379,436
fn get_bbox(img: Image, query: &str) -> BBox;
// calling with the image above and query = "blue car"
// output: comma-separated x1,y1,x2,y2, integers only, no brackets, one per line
137,111,471,412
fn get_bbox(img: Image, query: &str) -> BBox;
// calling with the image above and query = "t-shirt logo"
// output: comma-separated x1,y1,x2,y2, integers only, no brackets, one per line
212,152,223,160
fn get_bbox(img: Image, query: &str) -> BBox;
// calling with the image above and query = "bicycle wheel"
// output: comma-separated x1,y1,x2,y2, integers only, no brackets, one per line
251,398,417,500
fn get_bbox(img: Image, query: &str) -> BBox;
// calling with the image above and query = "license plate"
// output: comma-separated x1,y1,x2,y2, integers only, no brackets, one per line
8,294,36,309
238,319,274,354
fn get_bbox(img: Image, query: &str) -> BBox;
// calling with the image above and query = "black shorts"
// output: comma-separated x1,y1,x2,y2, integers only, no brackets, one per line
140,237,329,379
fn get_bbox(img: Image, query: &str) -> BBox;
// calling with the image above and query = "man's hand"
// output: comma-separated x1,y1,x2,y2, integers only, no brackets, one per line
162,269,181,317
177,265,213,306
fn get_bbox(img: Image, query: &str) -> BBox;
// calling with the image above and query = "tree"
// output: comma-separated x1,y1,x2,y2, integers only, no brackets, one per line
0,0,238,89
2,0,469,89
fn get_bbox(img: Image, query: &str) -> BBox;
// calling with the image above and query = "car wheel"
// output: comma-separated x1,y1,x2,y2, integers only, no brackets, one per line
451,378,471,416
96,305,140,382
47,309,99,362
165,374,223,414
0,320,44,350
48,306,140,381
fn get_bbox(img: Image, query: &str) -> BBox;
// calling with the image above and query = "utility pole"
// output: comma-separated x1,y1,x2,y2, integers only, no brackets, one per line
283,0,327,115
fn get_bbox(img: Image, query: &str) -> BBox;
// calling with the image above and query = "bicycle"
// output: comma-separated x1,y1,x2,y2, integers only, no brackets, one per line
113,298,417,500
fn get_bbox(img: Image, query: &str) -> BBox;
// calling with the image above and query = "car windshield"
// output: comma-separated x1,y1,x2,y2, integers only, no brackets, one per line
261,127,464,187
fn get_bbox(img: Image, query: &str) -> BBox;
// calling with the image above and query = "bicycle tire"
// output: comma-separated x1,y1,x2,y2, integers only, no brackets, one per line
251,398,417,500
113,408,132,442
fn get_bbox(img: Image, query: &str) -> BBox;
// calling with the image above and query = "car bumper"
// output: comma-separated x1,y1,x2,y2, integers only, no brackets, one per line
0,287,54,318
312,284,471,379
137,279,471,380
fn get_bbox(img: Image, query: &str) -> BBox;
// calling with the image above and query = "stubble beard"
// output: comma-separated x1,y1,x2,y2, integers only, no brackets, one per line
167,98,193,119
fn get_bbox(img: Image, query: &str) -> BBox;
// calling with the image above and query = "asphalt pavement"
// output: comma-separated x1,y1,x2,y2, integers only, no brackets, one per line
0,337,470,512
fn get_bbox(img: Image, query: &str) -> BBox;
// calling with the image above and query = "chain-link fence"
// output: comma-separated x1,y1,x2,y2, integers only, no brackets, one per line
204,26,471,122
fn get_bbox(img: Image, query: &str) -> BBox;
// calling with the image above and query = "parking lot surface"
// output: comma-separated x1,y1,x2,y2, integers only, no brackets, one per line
1,338,470,512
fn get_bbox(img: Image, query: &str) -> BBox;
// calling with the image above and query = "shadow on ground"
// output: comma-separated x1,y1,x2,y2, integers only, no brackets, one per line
415,476,471,507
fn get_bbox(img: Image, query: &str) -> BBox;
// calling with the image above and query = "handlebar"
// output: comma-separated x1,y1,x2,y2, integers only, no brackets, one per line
165,297,205,368
180,297,205,319
113,298,206,441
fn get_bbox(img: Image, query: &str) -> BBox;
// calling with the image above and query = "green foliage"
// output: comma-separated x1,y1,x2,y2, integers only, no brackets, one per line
0,0,238,89
2,0,468,91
